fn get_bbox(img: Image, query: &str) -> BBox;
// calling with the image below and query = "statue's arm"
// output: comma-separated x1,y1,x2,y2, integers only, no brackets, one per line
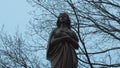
67,31,79,49
47,29,69,60
51,35,69,45
46,29,55,60
67,36,79,49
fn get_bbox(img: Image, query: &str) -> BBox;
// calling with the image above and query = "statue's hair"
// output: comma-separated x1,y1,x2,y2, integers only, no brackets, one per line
56,12,71,29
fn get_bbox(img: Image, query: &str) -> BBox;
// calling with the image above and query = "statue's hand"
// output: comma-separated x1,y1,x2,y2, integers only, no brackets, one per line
62,35,71,42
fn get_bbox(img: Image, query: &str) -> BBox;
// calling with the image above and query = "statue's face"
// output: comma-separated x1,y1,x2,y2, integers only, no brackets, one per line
59,13,68,23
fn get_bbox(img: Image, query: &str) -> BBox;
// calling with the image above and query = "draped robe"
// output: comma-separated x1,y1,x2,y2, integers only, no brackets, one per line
47,28,79,68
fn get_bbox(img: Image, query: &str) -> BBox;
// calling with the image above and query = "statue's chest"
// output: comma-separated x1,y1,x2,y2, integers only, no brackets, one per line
54,28,72,38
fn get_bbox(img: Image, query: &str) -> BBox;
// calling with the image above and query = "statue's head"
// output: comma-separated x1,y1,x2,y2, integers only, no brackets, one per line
57,12,71,29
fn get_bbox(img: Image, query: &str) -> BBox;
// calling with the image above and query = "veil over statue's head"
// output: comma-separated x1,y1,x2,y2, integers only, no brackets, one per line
57,12,71,29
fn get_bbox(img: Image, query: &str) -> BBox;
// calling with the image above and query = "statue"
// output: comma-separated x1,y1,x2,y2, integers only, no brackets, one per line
46,12,79,68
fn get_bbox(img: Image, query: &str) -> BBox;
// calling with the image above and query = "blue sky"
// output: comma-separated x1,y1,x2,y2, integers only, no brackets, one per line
0,0,31,34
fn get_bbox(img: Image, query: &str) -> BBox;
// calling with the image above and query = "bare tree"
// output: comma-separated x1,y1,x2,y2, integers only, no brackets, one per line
26,0,120,67
0,30,49,68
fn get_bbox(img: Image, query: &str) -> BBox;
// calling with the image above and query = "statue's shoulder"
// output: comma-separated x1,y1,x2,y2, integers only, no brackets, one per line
52,28,57,30
50,28,58,35
69,29,76,33
70,29,78,36
51,28,58,32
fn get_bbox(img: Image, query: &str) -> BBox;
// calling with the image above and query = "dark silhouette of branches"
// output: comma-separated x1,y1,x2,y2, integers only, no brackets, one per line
26,0,120,67
0,30,48,68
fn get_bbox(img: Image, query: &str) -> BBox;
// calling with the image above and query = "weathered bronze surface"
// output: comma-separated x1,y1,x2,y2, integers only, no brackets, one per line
47,13,79,68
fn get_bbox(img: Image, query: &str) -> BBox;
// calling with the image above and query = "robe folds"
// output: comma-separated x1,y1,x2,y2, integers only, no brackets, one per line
47,28,79,68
